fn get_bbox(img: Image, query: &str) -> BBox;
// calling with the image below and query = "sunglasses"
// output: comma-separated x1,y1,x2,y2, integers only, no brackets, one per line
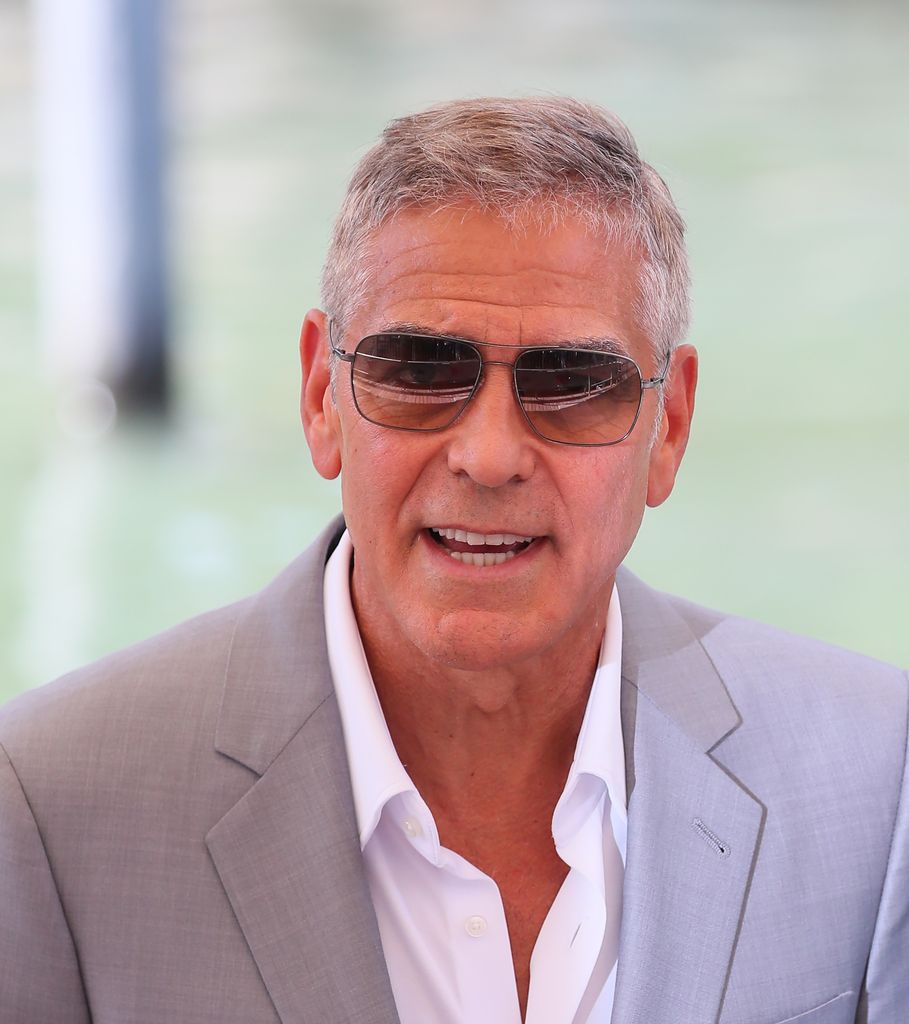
328,325,669,447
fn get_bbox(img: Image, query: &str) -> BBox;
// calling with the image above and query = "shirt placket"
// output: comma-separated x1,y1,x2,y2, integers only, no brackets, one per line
525,775,610,1024
393,792,523,1024
441,850,524,1024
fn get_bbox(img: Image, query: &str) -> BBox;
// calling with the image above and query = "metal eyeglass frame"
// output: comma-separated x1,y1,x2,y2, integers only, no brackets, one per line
327,319,670,447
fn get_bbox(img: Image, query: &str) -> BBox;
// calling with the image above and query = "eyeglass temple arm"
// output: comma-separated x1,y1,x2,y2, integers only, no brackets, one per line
326,318,356,362
641,352,672,389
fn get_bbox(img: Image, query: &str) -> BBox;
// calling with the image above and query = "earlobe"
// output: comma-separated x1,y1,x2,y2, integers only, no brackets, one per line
299,310,343,480
646,344,698,508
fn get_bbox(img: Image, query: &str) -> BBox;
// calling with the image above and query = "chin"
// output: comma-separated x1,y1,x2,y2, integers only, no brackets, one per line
411,607,558,673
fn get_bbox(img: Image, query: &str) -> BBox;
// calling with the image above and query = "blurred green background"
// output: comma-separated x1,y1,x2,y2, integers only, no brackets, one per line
1,0,907,704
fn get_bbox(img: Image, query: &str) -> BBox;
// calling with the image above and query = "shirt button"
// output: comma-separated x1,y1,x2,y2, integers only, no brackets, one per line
401,817,423,838
465,915,488,938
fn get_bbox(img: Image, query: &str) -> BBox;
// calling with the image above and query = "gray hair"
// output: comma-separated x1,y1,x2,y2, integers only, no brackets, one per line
321,96,690,362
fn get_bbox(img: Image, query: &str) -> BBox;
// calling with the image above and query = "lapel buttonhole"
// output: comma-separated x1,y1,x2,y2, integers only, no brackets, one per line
691,817,732,857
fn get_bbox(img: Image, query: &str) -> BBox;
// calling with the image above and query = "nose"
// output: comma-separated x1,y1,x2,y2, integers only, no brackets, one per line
445,363,536,487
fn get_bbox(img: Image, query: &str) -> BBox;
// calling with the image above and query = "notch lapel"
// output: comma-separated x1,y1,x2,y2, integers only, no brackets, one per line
612,571,765,1024
206,518,400,1024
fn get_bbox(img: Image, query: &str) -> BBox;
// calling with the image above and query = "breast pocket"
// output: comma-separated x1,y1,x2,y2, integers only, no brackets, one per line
762,990,853,1024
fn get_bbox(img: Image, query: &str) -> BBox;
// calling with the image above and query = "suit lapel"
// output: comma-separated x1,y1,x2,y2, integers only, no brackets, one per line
612,571,765,1024
206,518,400,1024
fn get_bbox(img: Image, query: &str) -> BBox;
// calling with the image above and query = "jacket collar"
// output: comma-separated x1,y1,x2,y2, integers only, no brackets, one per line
214,516,346,775
617,567,741,754
614,569,764,1024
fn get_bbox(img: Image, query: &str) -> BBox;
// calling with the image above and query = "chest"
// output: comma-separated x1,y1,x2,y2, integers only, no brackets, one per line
443,828,572,1015
500,862,571,1016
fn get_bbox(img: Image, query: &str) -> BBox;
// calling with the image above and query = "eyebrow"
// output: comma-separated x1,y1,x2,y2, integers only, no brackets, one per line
373,321,631,357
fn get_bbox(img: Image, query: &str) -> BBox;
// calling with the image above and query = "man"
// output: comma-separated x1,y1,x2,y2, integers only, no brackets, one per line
0,98,905,1024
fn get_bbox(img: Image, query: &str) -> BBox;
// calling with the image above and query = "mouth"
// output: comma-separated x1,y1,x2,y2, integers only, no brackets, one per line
426,526,538,567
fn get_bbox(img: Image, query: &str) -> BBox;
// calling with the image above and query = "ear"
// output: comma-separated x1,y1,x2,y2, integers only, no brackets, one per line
646,343,698,508
299,309,342,480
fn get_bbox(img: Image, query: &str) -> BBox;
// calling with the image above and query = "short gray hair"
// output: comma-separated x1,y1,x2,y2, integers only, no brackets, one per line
321,96,689,361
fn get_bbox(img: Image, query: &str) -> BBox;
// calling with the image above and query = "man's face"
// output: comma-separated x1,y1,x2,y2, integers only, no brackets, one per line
301,205,696,674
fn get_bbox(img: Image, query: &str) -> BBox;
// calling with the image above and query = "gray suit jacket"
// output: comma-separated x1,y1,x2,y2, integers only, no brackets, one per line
1,518,906,1024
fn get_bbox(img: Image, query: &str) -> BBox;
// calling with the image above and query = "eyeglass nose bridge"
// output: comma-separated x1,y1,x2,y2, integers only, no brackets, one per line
420,353,507,426
456,355,529,427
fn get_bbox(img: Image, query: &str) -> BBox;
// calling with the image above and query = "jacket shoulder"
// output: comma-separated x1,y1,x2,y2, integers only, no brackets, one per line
660,586,908,733
0,516,345,789
0,596,252,758
618,567,906,722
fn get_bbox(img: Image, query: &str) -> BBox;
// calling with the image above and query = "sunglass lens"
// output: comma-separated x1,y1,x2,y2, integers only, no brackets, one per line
352,335,481,430
515,349,642,444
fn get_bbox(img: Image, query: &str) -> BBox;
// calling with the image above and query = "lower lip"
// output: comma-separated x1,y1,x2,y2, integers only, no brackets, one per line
420,529,545,574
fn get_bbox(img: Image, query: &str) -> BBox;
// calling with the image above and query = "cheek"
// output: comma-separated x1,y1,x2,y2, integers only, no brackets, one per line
338,427,430,544
574,450,649,557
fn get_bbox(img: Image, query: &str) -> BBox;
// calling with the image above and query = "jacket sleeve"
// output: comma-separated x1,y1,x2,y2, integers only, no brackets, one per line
857,670,909,1022
0,744,91,1024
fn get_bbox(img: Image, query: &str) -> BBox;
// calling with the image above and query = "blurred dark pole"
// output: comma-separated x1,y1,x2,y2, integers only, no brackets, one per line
36,0,171,428
116,0,170,415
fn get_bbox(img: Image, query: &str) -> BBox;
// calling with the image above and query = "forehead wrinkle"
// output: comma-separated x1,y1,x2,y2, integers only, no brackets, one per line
377,295,610,315
371,240,609,280
404,294,607,312
375,264,606,290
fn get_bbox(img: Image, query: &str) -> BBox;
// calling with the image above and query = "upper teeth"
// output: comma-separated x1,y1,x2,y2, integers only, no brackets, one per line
431,528,535,546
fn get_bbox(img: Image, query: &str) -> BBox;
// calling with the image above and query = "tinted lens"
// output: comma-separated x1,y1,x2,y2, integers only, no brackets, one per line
515,348,643,444
351,334,481,430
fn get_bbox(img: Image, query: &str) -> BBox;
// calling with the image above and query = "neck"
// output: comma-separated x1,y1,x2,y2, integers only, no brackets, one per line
355,598,608,820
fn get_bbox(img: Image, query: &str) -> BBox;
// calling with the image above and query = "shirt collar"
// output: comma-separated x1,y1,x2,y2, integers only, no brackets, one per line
566,580,626,814
323,530,414,849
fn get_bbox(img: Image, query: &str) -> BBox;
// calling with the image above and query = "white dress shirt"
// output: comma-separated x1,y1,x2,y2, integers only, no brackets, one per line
324,530,627,1024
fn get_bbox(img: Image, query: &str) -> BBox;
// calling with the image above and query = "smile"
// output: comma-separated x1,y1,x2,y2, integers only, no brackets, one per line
428,527,537,566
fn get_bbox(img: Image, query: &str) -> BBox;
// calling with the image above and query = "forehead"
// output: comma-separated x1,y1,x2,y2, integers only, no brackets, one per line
350,204,649,352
